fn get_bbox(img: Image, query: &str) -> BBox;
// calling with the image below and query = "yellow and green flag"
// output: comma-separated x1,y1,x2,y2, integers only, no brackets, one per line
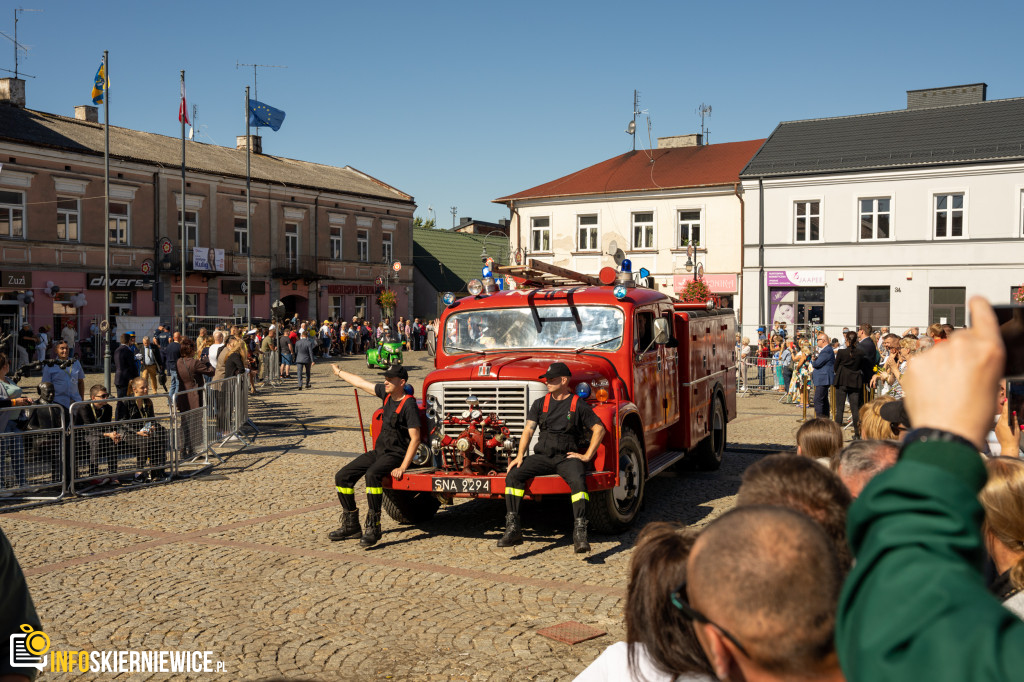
91,59,107,105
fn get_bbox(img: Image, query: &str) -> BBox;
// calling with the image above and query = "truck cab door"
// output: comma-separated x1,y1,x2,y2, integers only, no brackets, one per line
633,308,664,431
659,306,679,427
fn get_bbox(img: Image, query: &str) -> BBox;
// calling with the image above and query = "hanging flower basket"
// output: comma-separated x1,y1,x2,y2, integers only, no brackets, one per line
377,289,397,310
680,279,712,303
1015,286,1024,304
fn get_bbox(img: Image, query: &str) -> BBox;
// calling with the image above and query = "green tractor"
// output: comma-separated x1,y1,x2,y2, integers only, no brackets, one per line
367,340,404,370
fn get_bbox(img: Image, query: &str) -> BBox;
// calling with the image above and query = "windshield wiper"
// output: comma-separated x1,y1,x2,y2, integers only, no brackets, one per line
446,345,487,355
574,335,622,353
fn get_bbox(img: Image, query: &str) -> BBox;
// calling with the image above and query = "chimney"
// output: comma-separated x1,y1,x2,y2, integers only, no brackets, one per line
498,218,509,228
657,134,703,149
907,83,987,110
236,135,262,154
75,105,99,122
0,78,26,108
459,217,472,226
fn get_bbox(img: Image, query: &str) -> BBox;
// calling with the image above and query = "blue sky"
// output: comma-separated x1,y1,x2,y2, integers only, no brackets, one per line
7,0,1024,224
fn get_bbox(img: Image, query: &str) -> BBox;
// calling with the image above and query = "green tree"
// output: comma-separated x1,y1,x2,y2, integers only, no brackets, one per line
413,217,437,229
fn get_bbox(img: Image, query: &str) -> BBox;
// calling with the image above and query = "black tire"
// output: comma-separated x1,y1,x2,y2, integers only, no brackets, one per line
691,393,726,471
382,489,441,524
589,430,645,534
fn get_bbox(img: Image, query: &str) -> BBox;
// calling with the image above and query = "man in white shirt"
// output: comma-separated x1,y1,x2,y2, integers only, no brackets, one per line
208,330,226,368
61,321,78,357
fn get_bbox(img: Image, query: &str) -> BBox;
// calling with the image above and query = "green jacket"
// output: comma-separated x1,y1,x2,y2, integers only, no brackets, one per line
837,441,1024,681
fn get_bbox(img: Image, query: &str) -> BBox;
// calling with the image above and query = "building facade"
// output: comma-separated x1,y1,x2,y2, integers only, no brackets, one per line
740,84,1024,339
494,136,764,315
0,78,415,349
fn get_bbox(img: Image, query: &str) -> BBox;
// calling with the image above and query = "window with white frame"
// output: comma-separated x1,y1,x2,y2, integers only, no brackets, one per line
678,210,702,247
231,295,248,319
177,210,199,251
632,212,654,250
234,217,249,254
934,193,964,238
354,295,367,320
859,198,891,240
57,197,80,242
0,190,25,239
794,201,820,242
330,296,343,321
175,293,198,318
329,227,342,260
285,223,299,271
531,217,551,252
108,201,130,244
382,231,393,264
577,215,598,251
357,229,369,262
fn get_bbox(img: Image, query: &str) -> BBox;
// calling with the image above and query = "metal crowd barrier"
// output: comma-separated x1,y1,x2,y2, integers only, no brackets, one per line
258,348,283,388
738,358,790,394
0,372,256,507
0,404,68,507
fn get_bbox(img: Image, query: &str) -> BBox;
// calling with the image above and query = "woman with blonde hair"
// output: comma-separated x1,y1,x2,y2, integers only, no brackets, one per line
980,457,1024,618
858,395,897,441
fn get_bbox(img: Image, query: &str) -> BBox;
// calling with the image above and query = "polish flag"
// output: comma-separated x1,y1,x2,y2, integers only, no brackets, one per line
179,81,190,125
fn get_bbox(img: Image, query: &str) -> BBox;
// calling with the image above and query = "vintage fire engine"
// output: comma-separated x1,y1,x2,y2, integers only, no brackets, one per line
370,259,737,533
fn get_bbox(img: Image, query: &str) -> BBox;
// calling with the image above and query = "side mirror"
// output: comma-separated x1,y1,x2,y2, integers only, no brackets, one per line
653,318,670,345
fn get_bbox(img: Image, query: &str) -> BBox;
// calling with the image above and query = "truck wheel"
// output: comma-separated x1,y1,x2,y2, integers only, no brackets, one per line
411,443,431,467
589,431,645,534
692,394,726,471
382,489,441,524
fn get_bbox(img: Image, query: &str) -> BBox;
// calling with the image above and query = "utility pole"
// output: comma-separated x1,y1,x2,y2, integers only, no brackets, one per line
450,206,457,228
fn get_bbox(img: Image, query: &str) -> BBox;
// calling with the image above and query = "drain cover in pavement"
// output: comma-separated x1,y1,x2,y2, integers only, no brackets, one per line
537,621,606,645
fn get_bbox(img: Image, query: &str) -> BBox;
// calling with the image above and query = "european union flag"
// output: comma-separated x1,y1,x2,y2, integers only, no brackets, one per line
248,99,286,132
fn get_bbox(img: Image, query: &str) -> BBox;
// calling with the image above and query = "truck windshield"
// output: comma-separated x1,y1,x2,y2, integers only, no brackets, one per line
443,306,624,353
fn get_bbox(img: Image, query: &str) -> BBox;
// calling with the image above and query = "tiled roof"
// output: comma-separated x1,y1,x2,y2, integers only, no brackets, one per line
0,105,414,203
493,139,766,204
741,96,1024,178
413,227,510,294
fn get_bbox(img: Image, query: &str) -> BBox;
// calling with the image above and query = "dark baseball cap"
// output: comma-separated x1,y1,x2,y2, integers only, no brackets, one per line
539,362,572,380
879,400,912,432
383,365,409,381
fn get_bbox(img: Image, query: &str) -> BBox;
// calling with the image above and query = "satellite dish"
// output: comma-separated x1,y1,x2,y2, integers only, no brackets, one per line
607,241,625,266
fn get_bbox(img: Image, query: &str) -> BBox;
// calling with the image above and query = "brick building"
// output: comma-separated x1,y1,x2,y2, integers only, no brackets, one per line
0,77,415,352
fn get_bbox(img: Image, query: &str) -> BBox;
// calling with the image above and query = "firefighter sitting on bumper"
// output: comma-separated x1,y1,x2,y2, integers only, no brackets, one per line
499,362,607,553
328,364,420,548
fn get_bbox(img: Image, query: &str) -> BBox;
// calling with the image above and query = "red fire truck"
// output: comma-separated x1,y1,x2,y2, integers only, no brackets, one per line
374,260,737,533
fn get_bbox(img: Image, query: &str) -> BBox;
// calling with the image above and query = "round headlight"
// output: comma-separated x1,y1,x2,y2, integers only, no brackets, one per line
467,279,484,296
442,292,456,305
575,382,591,399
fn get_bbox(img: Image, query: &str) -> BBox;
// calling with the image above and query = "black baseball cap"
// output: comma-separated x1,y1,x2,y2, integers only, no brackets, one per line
879,400,912,432
383,365,409,381
539,362,572,380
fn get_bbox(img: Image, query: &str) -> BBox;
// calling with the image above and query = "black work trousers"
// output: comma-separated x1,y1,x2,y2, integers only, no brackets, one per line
504,453,588,520
834,386,862,437
335,450,403,513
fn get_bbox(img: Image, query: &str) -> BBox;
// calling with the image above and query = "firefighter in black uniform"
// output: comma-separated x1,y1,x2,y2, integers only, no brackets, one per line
328,364,421,548
499,362,607,553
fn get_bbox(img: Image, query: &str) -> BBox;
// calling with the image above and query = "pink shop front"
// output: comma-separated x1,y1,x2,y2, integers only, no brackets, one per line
0,269,156,347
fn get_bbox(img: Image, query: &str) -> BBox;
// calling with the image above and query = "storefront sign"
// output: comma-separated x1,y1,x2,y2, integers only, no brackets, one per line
110,291,133,304
673,273,737,294
766,270,825,287
87,273,154,290
326,284,376,295
0,271,32,289
191,248,225,272
221,280,266,295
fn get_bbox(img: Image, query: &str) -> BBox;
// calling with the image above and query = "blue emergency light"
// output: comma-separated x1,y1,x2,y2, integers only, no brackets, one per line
442,292,456,305
620,259,632,274
613,285,628,300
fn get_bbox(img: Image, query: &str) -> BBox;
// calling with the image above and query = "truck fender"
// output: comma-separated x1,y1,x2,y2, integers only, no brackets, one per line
591,401,640,474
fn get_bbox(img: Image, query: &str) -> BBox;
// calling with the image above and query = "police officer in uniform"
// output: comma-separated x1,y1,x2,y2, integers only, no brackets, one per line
328,364,421,548
499,362,607,553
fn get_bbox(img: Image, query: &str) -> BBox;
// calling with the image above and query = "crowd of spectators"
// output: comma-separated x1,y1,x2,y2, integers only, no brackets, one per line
582,298,1024,681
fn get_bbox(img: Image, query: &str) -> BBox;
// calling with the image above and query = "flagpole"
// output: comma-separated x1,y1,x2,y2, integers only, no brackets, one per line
180,70,187,337
245,87,252,332
102,50,111,392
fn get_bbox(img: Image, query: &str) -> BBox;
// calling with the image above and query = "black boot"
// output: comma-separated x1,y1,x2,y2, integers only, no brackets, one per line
359,510,382,548
328,510,362,541
573,518,591,554
496,513,523,547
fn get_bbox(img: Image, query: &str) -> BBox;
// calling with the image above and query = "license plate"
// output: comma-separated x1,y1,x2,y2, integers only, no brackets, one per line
431,477,491,494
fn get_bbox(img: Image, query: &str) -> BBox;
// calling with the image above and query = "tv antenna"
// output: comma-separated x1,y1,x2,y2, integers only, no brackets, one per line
0,8,42,79
235,61,287,102
450,206,458,228
697,102,712,144
625,89,650,153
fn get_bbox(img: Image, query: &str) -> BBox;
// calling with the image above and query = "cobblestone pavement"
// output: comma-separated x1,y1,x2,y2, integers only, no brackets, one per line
3,351,811,681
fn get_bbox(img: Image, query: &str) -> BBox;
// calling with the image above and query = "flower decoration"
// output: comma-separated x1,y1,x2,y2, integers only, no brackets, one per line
680,279,712,303
377,289,397,310
1014,286,1024,304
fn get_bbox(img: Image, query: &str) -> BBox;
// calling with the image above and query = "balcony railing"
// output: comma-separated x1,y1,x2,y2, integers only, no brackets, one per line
271,254,322,282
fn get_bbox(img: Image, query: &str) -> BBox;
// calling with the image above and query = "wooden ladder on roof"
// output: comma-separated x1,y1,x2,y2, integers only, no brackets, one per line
494,258,602,288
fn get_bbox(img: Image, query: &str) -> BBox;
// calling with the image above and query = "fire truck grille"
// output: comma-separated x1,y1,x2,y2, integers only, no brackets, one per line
440,383,529,436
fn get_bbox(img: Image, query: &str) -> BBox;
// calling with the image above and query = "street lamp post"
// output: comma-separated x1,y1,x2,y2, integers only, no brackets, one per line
477,229,511,267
